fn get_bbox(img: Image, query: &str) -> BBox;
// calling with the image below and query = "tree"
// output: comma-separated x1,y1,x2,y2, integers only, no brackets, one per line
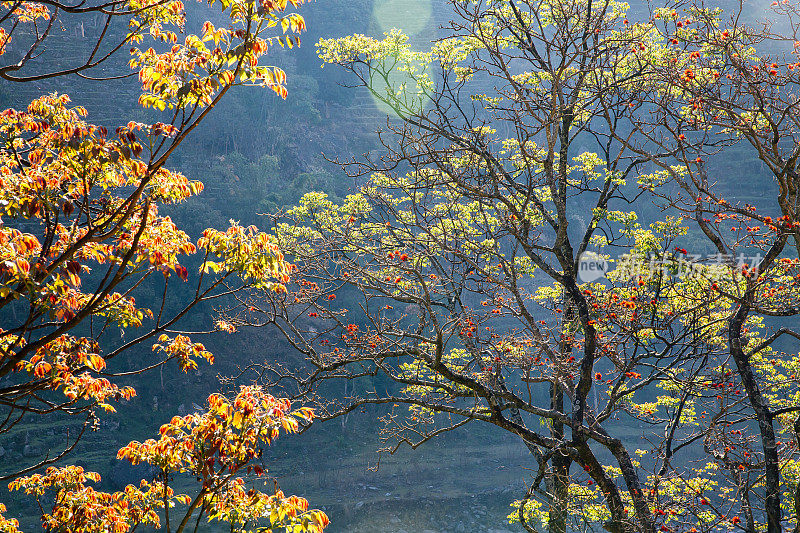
8,386,328,533
0,0,326,527
229,0,800,532
619,3,800,532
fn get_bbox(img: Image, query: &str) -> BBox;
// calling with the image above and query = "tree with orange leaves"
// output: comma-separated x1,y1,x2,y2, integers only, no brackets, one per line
10,386,328,532
0,0,324,528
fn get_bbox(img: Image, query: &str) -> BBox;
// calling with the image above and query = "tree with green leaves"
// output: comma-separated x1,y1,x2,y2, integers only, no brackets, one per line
230,0,800,531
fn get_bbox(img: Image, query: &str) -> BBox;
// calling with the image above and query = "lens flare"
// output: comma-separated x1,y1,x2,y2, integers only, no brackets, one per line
373,0,432,36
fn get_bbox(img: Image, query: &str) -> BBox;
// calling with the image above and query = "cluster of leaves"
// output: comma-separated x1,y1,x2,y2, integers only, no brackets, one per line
0,94,291,442
8,387,328,533
133,0,306,109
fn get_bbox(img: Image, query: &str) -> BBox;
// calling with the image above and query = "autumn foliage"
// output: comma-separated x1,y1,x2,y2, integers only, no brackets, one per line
10,387,328,533
0,0,324,526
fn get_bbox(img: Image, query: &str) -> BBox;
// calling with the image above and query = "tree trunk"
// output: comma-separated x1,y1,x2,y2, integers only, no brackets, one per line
549,383,569,533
